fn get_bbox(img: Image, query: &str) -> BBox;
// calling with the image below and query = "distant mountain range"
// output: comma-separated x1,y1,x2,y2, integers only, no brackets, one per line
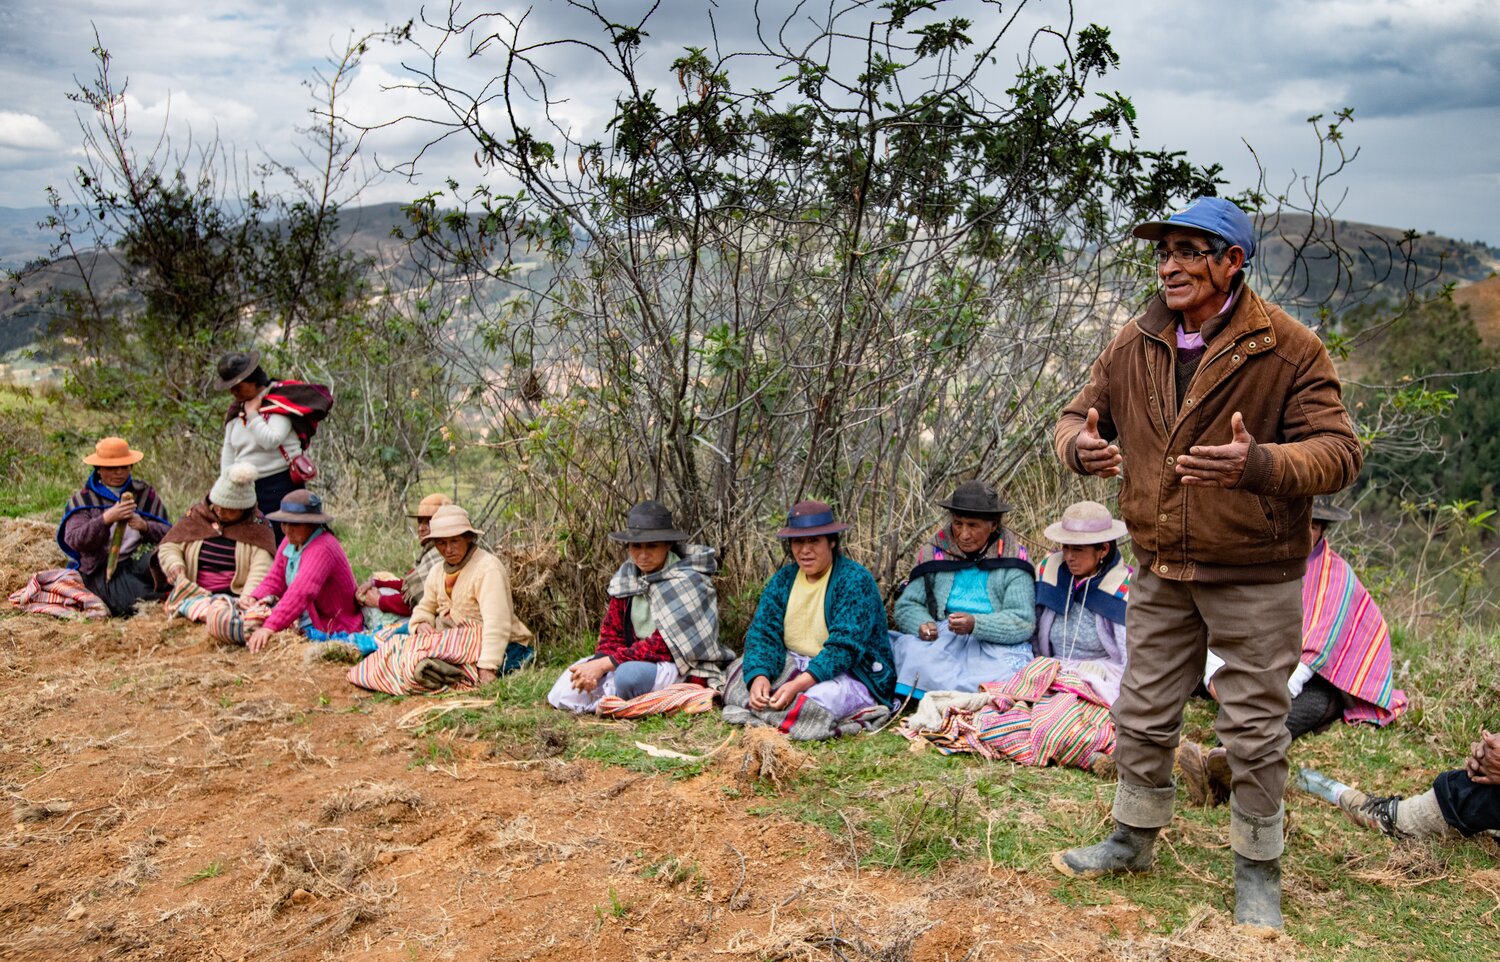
3,203,1498,363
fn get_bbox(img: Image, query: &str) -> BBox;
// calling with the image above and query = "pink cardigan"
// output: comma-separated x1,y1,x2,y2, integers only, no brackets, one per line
250,531,363,634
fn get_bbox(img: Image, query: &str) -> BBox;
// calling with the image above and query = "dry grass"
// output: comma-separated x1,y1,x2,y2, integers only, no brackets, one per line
252,826,392,938
0,517,67,592
731,727,812,788
723,902,936,962
320,781,423,823
114,831,167,890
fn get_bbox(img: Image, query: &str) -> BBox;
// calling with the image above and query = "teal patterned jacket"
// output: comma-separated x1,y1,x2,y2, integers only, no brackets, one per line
741,555,895,704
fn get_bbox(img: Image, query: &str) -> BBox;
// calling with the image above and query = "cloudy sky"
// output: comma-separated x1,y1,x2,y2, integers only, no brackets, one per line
2,0,1496,244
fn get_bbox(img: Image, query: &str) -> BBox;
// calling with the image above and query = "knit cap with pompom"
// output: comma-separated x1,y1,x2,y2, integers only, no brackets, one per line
209,461,260,510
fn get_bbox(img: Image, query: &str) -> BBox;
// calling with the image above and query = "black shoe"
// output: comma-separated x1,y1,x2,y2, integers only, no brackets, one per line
1340,790,1402,836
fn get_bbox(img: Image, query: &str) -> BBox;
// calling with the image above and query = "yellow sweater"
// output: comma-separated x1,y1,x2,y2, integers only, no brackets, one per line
782,569,830,656
410,548,533,669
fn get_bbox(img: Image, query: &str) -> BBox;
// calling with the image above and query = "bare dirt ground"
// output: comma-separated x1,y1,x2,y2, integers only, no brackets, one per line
0,519,1292,962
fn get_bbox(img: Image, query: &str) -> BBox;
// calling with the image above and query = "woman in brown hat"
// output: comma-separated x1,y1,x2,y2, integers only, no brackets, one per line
721,500,896,739
347,504,534,693
547,500,730,712
889,481,1037,699
1032,500,1133,705
241,490,363,652
56,436,173,616
354,492,454,620
215,350,330,542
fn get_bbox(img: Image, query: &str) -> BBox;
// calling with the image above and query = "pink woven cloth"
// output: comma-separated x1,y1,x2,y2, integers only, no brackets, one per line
901,657,1115,770
9,568,109,619
346,622,485,695
596,683,719,718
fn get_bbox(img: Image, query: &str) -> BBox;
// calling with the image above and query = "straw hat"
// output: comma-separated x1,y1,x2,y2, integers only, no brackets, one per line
407,492,453,519
427,504,483,539
1044,501,1128,545
265,489,334,525
609,500,688,543
83,436,144,467
775,500,850,539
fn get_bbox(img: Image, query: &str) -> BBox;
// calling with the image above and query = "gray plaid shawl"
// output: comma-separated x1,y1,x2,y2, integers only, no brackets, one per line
607,543,731,686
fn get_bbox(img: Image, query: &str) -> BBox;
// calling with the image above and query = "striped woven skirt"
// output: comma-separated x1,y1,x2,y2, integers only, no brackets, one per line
346,622,485,695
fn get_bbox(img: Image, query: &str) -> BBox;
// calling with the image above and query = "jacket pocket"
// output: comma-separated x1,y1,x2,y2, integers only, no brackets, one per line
1256,495,1283,541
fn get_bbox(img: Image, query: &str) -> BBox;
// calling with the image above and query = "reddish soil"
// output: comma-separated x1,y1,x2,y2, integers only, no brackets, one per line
0,520,1292,961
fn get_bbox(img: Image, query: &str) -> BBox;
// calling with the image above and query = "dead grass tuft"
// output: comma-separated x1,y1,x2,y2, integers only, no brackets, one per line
320,781,423,823
13,798,73,822
253,826,391,934
114,831,167,890
726,909,936,962
731,727,811,788
0,517,67,591
1116,905,1296,962
211,698,296,734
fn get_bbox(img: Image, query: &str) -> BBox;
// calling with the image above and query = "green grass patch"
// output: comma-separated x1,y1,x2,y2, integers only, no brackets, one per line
394,624,1500,959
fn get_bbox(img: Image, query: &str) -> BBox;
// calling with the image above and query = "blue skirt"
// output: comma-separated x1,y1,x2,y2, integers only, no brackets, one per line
889,627,1032,699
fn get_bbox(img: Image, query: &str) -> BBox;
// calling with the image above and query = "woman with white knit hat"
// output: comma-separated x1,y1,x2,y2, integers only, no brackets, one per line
158,462,278,596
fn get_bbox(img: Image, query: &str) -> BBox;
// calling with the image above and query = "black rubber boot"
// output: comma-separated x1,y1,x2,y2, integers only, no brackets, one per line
1050,822,1159,879
1233,854,1283,931
413,657,466,691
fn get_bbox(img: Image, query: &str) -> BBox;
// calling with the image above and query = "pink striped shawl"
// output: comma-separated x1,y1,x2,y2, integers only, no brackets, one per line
9,568,109,619
900,657,1114,769
1302,540,1407,726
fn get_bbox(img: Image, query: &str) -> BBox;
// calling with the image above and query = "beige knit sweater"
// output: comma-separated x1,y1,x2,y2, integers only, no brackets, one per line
410,548,533,669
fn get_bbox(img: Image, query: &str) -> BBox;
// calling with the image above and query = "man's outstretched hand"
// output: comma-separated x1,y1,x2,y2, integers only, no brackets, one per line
1177,411,1254,488
1075,407,1122,478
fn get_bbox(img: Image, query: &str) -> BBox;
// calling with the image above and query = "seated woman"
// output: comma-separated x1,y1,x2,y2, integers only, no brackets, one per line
548,500,731,712
1032,500,1131,705
348,504,534,694
158,463,276,597
242,491,363,652
355,493,452,620
722,500,895,739
57,436,172,616
889,481,1036,699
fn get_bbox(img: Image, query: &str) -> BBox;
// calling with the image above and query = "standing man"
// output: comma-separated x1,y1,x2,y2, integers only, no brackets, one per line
1051,197,1363,930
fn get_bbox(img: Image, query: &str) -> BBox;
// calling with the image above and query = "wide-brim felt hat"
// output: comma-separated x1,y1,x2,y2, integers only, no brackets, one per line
936,480,1011,516
427,504,483,539
407,492,453,519
213,350,261,390
609,500,688,543
1044,500,1129,545
775,499,850,539
83,436,144,467
265,489,334,525
1311,495,1353,524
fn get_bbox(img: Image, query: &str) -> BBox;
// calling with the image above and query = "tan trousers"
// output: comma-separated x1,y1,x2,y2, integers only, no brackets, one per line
1112,569,1301,834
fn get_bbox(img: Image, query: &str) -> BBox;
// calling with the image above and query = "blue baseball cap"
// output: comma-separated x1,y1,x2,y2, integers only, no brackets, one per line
1133,196,1255,262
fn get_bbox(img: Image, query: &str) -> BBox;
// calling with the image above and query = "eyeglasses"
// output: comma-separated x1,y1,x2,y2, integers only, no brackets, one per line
1152,247,1218,265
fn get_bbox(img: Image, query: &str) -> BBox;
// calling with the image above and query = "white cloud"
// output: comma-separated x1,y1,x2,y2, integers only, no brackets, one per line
0,112,65,151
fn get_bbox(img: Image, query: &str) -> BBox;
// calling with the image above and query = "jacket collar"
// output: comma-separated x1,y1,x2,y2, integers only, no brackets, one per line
1135,276,1276,353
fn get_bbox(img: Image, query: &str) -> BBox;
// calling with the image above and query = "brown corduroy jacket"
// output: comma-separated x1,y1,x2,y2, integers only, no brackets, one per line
1055,281,1363,584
